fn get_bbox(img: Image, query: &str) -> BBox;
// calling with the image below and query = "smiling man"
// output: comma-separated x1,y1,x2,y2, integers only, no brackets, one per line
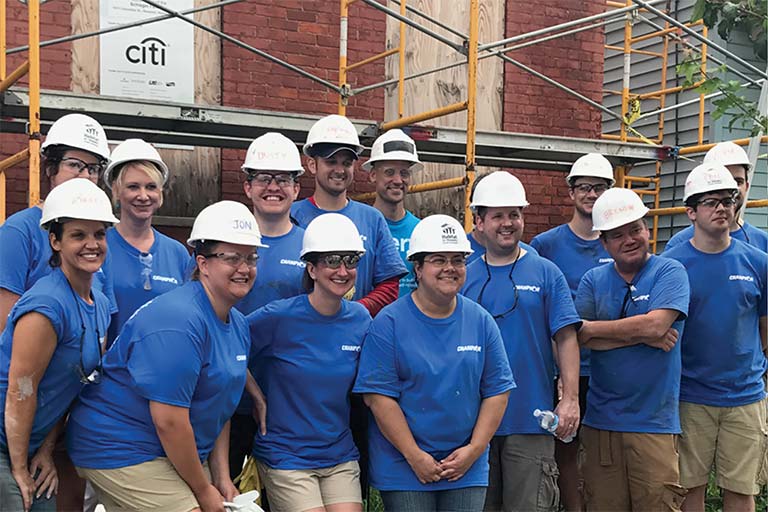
664,164,767,512
364,129,423,296
576,188,690,511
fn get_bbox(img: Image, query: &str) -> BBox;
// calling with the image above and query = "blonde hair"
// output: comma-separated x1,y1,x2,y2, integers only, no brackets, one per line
110,161,165,208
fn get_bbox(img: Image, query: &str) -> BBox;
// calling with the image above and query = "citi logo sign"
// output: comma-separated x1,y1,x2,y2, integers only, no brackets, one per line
126,37,167,66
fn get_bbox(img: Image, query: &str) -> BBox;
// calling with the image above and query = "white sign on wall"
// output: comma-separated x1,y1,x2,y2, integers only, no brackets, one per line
100,0,194,104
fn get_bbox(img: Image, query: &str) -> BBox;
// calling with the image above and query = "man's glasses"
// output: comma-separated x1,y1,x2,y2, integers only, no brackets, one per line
248,173,295,188
381,168,412,180
423,255,466,268
572,183,609,195
203,251,259,268
60,157,105,177
139,252,153,291
476,251,520,319
317,253,361,270
696,197,736,209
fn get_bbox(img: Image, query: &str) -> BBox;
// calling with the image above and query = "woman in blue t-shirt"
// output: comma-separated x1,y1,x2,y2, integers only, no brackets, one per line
66,201,268,512
102,139,190,343
0,179,117,512
353,215,515,512
248,213,371,512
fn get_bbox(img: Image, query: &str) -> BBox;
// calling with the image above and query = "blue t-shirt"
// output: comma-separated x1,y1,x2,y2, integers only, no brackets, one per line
575,255,689,433
0,206,118,314
466,231,538,265
106,228,190,343
0,269,109,455
66,281,250,469
385,211,420,296
291,199,407,300
530,224,614,377
463,253,581,434
664,239,767,407
665,222,768,253
247,295,371,469
353,295,515,491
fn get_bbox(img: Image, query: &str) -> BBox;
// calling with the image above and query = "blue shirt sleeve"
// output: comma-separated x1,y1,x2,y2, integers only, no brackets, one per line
648,259,689,320
547,266,582,334
246,304,276,360
529,234,544,254
126,330,204,407
94,252,119,315
480,314,516,398
575,271,597,321
353,315,400,399
11,295,66,340
0,224,33,295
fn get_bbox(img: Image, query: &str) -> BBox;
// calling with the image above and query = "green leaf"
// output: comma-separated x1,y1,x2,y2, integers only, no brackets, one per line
691,0,708,21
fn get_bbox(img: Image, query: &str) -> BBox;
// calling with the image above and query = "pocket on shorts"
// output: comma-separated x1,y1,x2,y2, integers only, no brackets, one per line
757,427,768,486
536,460,560,512
662,483,687,512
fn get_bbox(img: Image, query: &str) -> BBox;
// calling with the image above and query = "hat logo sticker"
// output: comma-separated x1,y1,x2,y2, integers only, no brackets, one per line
441,223,458,245
83,124,100,147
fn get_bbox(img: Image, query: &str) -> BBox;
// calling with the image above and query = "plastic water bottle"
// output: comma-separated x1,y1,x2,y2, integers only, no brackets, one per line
533,409,575,443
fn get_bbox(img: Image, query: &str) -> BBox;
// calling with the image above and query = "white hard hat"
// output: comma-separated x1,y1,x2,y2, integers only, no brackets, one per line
406,214,473,260
303,114,364,158
703,141,750,170
103,139,169,187
41,113,110,161
300,213,366,258
187,201,268,248
567,153,616,186
40,178,119,228
470,171,529,209
361,129,423,171
683,163,738,202
242,133,304,175
591,188,649,232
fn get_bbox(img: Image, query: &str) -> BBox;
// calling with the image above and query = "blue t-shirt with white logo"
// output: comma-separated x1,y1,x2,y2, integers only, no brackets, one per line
353,295,515,491
247,295,371,469
463,252,581,434
665,239,767,407
530,224,613,377
665,222,768,253
106,228,190,343
0,268,109,455
466,230,538,265
291,199,407,300
66,280,249,469
385,211,420,296
0,206,118,314
576,255,689,433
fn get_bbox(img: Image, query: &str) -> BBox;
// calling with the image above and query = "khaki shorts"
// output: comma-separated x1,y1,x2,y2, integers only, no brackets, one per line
580,426,686,512
77,458,210,512
679,399,768,495
256,460,361,512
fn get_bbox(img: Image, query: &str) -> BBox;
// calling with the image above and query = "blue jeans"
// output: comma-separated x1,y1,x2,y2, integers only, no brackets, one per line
380,487,487,512
0,448,56,512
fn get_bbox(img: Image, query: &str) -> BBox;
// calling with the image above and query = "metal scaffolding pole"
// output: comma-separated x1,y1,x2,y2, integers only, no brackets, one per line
139,0,341,92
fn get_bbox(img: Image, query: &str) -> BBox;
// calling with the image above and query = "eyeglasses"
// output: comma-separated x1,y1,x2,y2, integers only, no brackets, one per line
202,252,259,268
139,252,153,291
423,255,467,268
476,250,520,319
572,183,609,195
66,282,103,385
248,173,295,188
696,197,736,209
60,157,105,177
381,167,412,179
317,253,361,270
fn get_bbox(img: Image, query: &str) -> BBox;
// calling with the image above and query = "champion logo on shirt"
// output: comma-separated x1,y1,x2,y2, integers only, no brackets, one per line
236,355,247,361
729,274,754,282
457,345,482,352
279,258,306,268
632,294,650,302
152,275,179,284
341,345,361,352
599,258,614,263
516,284,541,293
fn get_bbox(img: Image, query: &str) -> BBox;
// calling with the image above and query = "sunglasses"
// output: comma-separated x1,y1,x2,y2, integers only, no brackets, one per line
317,254,361,270
696,197,736,209
571,183,609,195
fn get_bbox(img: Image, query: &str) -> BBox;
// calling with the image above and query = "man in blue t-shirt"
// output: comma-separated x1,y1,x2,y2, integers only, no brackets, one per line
229,132,307,479
363,129,423,296
664,164,767,512
665,141,768,252
462,171,582,512
576,188,690,511
530,153,614,511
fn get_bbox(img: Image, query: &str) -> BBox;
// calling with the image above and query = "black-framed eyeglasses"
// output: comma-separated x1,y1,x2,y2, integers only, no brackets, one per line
139,252,153,291
571,183,609,195
60,157,105,177
423,255,467,269
695,197,736,209
476,250,520,319
248,173,295,188
202,251,259,268
317,253,361,270
66,282,103,385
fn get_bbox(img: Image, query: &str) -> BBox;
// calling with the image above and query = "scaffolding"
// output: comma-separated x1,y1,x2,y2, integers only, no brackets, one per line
2,0,766,248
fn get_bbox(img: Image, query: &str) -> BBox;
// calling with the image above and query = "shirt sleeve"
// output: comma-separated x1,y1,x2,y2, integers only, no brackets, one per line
10,293,66,341
246,304,276,361
575,271,597,321
529,234,544,255
0,224,33,295
126,330,204,407
93,252,119,315
547,265,582,334
480,314,516,398
648,259,690,319
353,315,400,398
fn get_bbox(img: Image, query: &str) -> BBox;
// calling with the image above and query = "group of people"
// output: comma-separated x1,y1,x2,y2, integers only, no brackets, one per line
0,110,764,512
